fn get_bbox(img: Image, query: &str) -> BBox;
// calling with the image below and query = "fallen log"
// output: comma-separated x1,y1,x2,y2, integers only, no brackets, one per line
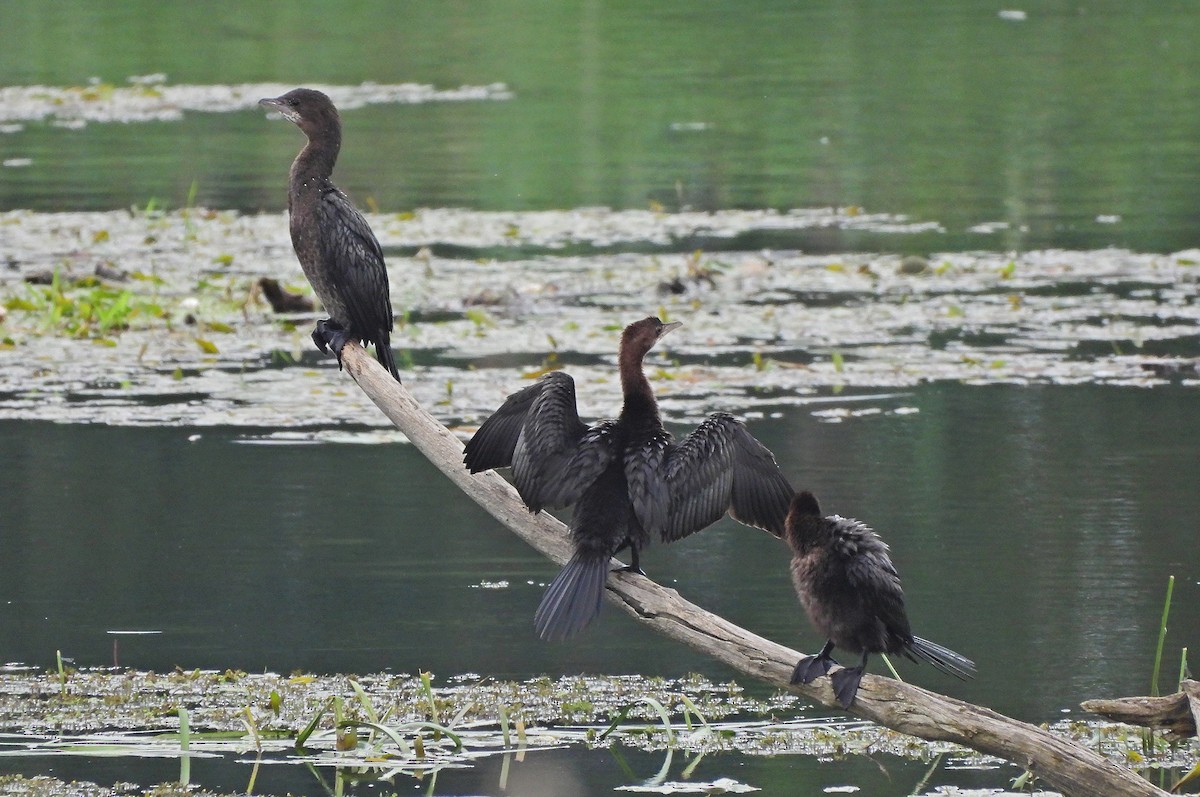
338,342,1169,797
1083,680,1200,738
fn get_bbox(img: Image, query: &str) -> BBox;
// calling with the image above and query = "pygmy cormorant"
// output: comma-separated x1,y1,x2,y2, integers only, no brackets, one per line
785,491,975,708
259,88,400,381
464,317,796,641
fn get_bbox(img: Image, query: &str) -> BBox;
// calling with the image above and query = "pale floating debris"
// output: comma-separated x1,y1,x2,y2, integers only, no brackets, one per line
616,779,759,794
232,429,409,445
669,121,711,132
470,580,510,590
105,630,162,636
0,210,1195,431
998,9,1028,20
921,791,1060,797
1095,214,1121,224
967,220,1010,234
386,205,942,248
2,158,32,168
0,79,515,125
823,788,860,794
0,123,23,134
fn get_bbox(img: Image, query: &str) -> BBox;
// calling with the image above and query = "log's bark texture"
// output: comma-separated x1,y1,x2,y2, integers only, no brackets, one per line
341,343,1169,797
1083,680,1200,738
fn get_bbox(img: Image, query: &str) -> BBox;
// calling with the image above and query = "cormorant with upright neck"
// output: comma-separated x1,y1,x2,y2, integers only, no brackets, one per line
259,88,400,381
785,491,975,708
464,317,796,640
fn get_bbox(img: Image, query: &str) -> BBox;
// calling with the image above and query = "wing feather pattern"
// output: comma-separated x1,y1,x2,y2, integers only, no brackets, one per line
464,371,617,512
463,378,549,473
317,188,394,348
654,413,794,542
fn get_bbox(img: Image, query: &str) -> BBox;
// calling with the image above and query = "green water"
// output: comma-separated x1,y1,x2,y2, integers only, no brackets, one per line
1,2,1199,795
4,2,1200,252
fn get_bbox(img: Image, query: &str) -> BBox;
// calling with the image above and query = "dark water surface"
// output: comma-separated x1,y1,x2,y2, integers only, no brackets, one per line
2,383,1196,721
2,383,1198,794
2,2,1199,794
4,2,1200,252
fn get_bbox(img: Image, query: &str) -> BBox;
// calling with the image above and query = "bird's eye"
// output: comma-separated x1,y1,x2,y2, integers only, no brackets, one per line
287,98,299,107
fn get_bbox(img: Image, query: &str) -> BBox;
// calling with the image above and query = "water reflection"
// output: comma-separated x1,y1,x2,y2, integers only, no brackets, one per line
1,382,1195,726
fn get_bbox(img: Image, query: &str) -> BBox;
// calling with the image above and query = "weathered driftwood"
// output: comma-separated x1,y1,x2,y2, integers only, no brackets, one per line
1083,680,1200,738
339,342,1168,797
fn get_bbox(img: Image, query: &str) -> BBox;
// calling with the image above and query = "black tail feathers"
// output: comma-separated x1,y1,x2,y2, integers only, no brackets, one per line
375,340,401,383
909,636,976,680
534,551,609,641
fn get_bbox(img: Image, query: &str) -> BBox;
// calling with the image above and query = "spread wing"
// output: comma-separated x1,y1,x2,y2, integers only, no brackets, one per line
317,187,394,343
464,378,550,473
464,371,617,512
656,413,795,542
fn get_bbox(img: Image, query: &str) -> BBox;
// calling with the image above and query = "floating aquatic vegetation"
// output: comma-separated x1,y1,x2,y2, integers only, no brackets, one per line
0,668,1194,797
0,210,1196,431
0,78,514,126
616,778,759,793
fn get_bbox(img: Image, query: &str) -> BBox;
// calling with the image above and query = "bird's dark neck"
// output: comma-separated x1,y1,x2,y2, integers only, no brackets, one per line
618,346,662,429
289,130,341,190
787,519,830,555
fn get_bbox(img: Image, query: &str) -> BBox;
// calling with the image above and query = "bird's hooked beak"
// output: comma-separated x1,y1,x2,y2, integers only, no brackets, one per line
258,96,298,123
657,321,683,341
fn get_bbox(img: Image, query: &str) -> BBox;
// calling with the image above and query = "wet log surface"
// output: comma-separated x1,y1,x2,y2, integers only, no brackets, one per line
342,342,1169,797
1083,680,1200,738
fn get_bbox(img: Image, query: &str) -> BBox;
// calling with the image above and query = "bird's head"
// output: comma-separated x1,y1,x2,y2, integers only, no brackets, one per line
259,88,340,140
621,316,681,360
784,491,827,552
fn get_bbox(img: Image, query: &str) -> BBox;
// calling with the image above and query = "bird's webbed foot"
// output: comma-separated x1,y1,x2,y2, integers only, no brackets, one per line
791,653,837,684
312,320,352,369
790,640,839,685
830,665,865,709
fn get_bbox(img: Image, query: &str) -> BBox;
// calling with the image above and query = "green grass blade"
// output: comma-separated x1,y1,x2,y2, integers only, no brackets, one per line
419,671,439,724
349,679,380,724
1173,761,1200,793
296,697,334,751
1152,574,1175,697
680,750,705,778
881,653,904,681
338,720,412,757
648,747,673,785
598,705,634,741
178,707,190,786
600,698,677,745
498,704,511,749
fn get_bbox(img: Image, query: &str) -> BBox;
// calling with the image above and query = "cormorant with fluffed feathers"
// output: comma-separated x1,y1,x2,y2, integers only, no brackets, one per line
785,491,975,708
259,88,400,381
464,317,795,641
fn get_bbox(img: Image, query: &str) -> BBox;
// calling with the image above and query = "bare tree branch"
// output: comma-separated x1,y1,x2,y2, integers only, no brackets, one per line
341,343,1168,797
1083,680,1200,738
